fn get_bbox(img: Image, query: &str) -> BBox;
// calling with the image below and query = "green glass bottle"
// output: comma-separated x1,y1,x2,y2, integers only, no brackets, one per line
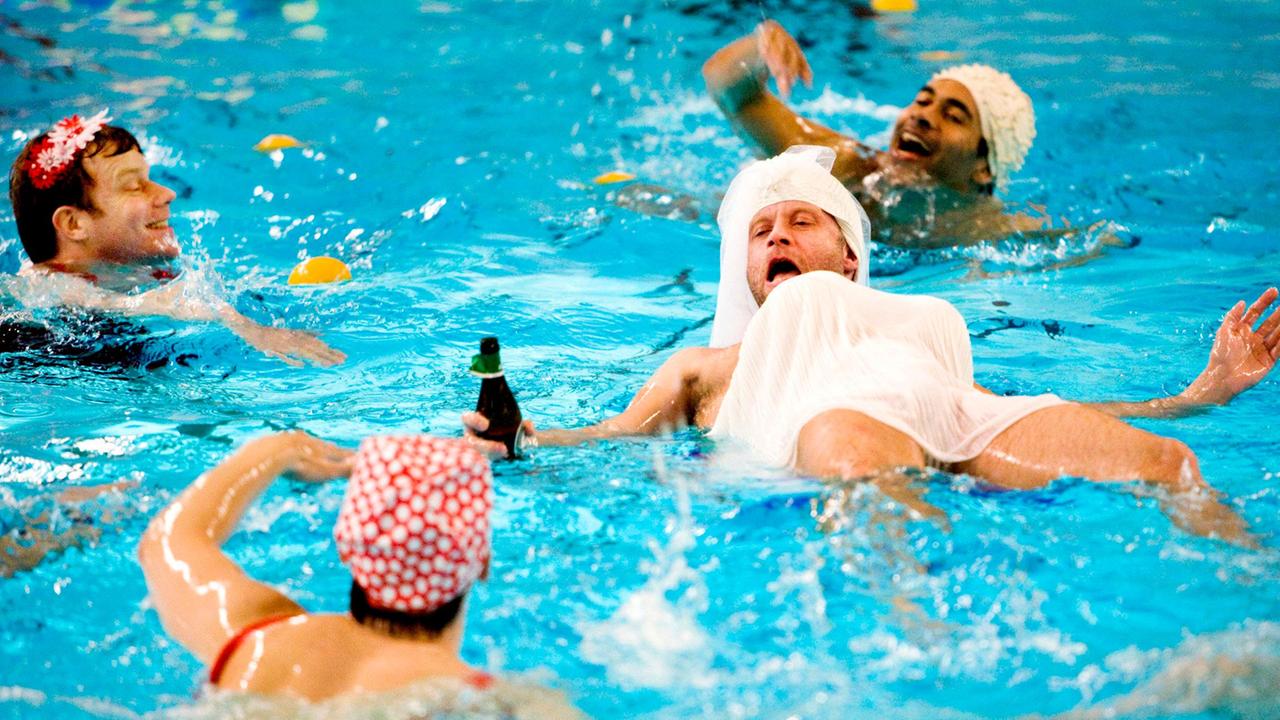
471,336,523,459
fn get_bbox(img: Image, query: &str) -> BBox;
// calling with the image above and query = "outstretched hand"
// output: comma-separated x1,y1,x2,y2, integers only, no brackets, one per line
1187,287,1280,405
234,323,347,368
755,20,813,100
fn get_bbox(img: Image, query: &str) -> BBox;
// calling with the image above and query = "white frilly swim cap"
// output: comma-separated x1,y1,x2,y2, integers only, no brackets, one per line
931,64,1036,189
709,146,870,348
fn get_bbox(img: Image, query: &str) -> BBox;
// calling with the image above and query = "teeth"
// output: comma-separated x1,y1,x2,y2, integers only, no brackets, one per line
899,130,926,148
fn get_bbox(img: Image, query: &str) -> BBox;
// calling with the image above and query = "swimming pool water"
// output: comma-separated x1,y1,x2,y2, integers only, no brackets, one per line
1,1,1279,718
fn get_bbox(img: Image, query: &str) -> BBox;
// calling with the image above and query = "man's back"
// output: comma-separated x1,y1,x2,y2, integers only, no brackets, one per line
212,614,481,699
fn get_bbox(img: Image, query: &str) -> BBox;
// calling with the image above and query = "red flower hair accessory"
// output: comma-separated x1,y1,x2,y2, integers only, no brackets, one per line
335,435,493,613
26,109,112,190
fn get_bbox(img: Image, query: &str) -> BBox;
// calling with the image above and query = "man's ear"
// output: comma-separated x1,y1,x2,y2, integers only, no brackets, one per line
843,243,859,280
970,156,994,188
51,205,90,243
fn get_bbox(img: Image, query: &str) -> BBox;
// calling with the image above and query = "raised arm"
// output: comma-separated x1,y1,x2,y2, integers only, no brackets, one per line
463,347,708,455
702,20,876,183
137,431,351,663
1087,288,1280,419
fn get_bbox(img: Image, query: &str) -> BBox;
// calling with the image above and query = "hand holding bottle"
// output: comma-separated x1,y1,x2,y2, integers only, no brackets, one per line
462,412,537,458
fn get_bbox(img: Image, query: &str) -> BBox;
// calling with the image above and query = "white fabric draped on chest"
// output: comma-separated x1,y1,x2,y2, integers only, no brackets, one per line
709,271,1063,467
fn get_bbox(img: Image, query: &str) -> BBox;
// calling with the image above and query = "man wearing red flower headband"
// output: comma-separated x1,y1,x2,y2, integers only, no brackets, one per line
8,110,344,367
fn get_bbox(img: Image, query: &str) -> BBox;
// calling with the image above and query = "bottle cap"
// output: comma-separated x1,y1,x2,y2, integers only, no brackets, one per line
471,337,502,376
470,353,502,376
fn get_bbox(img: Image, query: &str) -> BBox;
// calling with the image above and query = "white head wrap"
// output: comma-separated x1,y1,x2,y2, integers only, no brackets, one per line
930,64,1036,189
709,146,870,348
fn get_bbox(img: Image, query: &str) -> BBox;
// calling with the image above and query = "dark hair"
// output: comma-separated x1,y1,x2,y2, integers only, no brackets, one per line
976,137,994,196
349,581,466,639
8,124,142,264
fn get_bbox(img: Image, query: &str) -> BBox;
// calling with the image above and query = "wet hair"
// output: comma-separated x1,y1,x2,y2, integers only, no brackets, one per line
976,137,994,196
349,581,465,639
8,124,142,264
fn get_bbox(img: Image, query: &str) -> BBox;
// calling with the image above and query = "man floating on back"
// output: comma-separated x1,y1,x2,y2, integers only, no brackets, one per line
466,148,1279,546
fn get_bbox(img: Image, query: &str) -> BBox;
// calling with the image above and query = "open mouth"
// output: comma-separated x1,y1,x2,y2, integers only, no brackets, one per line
145,219,170,230
766,257,801,283
894,130,933,158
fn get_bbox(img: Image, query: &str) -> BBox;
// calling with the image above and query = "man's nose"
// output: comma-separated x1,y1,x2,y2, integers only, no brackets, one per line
151,181,177,205
766,225,792,246
910,111,934,130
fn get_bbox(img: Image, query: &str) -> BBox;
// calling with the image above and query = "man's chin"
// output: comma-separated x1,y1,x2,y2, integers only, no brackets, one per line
151,235,181,259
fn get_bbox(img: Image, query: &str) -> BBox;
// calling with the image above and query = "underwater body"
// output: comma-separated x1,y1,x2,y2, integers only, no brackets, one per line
1,1,1279,718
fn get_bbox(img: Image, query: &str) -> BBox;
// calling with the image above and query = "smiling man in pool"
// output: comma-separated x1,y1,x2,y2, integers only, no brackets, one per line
7,110,344,367
702,19,1060,249
465,148,1280,546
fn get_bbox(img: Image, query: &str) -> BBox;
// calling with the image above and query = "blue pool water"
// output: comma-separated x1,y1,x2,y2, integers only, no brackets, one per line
2,1,1279,717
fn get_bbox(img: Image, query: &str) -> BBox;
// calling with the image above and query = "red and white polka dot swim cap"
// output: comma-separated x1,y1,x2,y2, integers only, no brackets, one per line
334,435,493,613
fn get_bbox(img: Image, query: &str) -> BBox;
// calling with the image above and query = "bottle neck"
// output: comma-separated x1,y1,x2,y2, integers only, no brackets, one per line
470,351,502,377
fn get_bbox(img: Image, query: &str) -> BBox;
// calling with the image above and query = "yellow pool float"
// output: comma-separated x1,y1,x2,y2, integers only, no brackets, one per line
593,170,636,185
254,133,304,153
288,256,351,285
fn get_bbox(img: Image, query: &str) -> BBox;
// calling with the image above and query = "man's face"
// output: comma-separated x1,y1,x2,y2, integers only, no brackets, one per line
745,200,858,306
77,149,179,263
888,78,991,192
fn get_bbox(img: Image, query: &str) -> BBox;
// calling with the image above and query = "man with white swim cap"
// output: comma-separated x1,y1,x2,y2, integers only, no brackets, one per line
466,150,1280,546
702,19,1043,246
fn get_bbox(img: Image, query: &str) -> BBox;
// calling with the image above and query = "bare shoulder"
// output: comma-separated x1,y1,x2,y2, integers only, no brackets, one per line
664,345,739,395
215,614,346,691
665,346,735,376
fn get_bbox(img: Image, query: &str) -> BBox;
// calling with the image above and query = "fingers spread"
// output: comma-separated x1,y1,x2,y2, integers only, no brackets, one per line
1226,300,1246,323
1242,287,1278,326
1258,304,1280,339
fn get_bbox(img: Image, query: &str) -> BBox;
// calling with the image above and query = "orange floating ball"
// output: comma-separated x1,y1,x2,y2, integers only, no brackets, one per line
288,256,351,285
593,170,636,185
254,133,304,153
872,0,917,11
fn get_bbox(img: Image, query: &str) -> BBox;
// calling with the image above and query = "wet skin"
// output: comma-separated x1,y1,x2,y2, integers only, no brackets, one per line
887,79,993,193
47,149,180,268
466,200,1280,545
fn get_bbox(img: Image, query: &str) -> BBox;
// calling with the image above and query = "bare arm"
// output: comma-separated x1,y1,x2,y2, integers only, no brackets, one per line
1088,288,1280,418
970,289,1280,419
701,20,876,184
137,431,351,663
41,272,345,367
984,288,1279,419
463,348,706,455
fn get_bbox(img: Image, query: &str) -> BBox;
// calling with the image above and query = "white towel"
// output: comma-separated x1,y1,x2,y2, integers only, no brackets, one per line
709,271,1064,467
710,146,870,348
